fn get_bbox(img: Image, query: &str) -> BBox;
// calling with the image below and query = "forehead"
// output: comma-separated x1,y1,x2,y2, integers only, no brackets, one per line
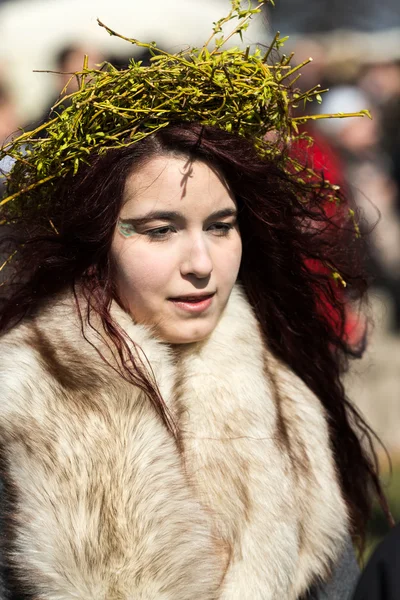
121,155,236,216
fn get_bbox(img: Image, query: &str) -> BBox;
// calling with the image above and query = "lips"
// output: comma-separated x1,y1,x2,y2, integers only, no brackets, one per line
168,292,215,313
170,293,215,302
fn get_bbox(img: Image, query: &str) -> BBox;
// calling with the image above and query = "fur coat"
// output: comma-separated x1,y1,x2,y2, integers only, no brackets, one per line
0,284,352,599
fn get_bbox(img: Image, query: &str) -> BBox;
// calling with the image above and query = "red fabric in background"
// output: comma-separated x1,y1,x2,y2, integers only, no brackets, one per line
292,129,364,347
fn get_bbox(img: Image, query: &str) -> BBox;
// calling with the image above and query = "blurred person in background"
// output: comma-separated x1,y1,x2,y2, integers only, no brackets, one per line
315,85,400,331
288,44,367,349
359,61,400,226
33,43,105,129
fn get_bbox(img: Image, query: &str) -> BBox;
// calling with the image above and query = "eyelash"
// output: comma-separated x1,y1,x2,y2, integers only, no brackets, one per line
145,223,235,240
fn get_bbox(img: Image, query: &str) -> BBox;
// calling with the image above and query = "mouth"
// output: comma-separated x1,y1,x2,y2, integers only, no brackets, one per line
168,292,215,313
169,292,215,302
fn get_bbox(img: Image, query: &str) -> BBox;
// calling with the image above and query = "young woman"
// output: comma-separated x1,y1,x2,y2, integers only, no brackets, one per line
0,3,389,597
0,121,384,600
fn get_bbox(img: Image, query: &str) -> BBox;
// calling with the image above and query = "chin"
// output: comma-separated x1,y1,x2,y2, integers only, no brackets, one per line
161,322,214,345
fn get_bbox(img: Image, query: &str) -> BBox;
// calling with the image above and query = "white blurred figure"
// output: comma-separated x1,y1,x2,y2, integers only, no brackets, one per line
316,85,400,329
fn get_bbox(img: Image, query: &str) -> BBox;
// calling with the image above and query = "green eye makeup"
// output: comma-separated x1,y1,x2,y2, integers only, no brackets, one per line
118,221,137,238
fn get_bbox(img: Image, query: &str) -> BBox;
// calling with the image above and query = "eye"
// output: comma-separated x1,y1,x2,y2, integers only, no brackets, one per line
207,222,234,236
145,225,176,240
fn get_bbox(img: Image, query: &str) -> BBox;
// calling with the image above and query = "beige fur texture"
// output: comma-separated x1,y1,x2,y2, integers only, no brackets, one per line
0,285,349,599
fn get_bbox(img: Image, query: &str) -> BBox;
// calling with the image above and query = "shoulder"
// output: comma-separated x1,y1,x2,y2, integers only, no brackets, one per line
0,288,174,414
0,290,91,373
0,288,83,350
0,292,102,418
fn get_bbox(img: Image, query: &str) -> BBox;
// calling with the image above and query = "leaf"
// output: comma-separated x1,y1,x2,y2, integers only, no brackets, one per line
73,158,80,176
332,271,347,287
360,108,372,120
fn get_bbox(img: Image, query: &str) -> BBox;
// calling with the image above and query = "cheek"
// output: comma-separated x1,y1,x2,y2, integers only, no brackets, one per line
218,237,242,281
112,241,176,296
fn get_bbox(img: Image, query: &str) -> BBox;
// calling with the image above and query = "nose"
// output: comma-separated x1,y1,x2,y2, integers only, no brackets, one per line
180,235,213,279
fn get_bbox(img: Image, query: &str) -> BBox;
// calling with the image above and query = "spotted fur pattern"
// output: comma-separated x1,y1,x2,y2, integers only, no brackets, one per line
0,285,349,599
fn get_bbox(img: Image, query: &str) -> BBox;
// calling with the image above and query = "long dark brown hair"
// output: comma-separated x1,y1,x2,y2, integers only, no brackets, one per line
0,122,390,549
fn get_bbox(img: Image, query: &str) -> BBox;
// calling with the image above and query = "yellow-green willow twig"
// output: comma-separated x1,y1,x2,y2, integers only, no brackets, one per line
0,175,57,206
0,250,17,272
293,110,372,121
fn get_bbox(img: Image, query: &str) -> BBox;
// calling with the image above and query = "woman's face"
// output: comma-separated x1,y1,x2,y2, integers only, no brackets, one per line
111,154,242,344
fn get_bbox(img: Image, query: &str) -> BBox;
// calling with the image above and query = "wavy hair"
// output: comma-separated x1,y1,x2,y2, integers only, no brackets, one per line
0,123,390,549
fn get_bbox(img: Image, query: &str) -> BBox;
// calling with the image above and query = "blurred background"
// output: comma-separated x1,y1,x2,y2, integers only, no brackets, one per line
0,0,399,554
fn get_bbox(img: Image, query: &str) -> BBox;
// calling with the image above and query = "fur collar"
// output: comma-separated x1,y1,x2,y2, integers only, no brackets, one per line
0,284,349,599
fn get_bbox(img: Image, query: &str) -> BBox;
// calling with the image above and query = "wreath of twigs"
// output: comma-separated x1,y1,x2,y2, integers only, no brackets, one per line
0,0,370,229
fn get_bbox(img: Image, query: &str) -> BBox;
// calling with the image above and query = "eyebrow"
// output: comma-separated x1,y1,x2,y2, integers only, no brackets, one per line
120,208,238,226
